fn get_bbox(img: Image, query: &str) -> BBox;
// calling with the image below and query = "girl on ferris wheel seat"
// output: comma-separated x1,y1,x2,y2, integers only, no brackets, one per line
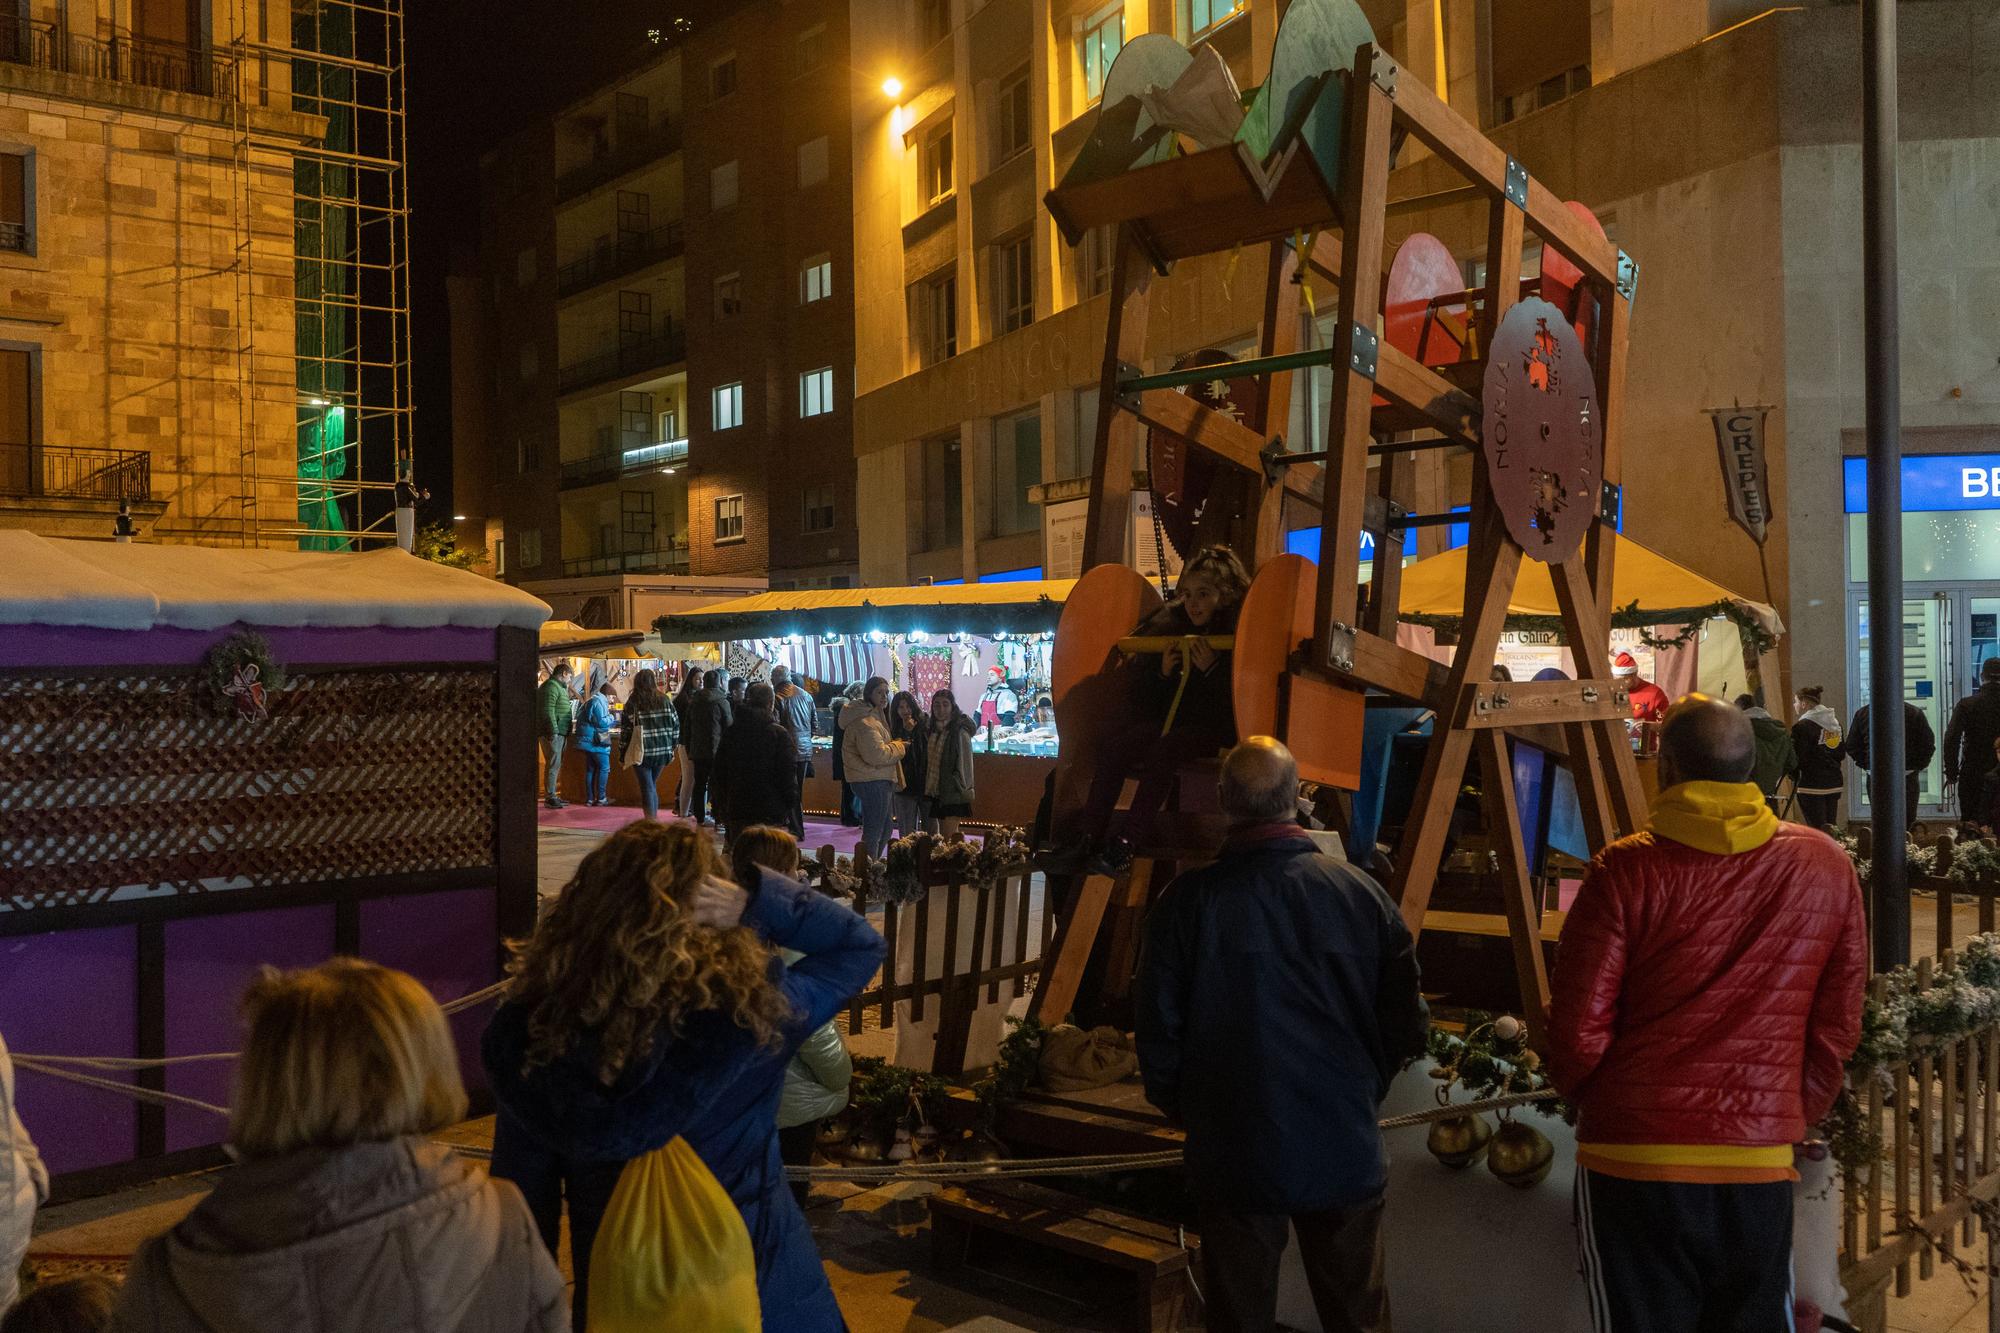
1060,545,1251,876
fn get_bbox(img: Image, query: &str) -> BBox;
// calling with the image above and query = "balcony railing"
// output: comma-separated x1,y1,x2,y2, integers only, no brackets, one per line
557,322,686,395
555,119,683,201
557,221,685,298
0,19,238,102
558,437,690,490
0,443,152,501
562,541,690,578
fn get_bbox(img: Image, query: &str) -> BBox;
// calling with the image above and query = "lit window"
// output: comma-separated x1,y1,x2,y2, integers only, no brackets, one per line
996,68,1031,163
712,382,743,431
995,233,1033,334
915,269,956,367
921,120,954,206
710,55,738,99
799,366,835,418
714,272,742,318
800,252,833,304
715,493,745,543
802,482,836,533
1183,0,1244,41
1079,3,1124,104
710,160,739,210
798,136,829,188
795,24,826,75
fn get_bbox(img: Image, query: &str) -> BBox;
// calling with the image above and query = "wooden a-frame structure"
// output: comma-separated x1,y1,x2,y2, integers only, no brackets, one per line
1033,19,1647,1031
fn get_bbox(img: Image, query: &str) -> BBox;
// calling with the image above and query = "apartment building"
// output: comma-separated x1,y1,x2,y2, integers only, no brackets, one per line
0,0,322,543
453,0,859,592
852,0,2000,822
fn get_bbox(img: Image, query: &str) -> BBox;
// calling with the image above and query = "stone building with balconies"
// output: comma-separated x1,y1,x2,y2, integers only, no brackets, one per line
0,0,322,543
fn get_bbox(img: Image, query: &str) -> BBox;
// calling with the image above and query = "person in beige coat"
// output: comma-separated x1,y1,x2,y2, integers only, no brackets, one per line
841,675,906,859
0,1029,48,1310
111,959,566,1333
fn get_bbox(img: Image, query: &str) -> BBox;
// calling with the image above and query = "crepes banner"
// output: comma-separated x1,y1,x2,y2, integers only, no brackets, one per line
1706,405,1773,546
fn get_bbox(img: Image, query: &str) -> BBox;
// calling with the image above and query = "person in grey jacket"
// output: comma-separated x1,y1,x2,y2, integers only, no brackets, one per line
0,1029,47,1309
771,666,817,836
111,959,566,1333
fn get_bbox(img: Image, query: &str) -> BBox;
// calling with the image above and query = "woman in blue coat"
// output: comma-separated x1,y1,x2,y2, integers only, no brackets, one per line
575,680,616,806
483,819,885,1331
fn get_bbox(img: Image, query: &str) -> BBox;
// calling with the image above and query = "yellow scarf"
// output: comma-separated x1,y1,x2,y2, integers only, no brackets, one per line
1646,780,1779,855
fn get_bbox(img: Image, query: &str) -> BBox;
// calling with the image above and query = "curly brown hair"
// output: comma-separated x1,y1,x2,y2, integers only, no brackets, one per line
505,820,791,1084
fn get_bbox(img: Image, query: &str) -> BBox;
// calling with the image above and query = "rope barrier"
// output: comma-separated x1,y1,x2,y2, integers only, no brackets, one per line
11,981,510,1071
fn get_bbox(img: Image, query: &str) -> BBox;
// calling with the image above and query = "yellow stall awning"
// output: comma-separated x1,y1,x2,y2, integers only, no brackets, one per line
652,580,1078,642
1395,533,1783,639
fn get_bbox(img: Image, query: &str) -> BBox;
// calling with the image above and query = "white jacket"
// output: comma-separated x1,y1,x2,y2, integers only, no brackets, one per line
0,1031,50,1307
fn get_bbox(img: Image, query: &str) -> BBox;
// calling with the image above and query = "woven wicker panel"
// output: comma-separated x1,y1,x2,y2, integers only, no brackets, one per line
0,668,495,911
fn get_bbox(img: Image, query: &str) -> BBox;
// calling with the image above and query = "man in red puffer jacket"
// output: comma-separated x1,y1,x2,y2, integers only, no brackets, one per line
1548,694,1866,1333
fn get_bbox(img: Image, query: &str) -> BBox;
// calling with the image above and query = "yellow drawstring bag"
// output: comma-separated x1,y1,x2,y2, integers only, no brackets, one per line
586,1136,761,1332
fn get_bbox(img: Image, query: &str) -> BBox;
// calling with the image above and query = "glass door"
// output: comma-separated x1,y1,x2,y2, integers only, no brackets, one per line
1852,594,1950,817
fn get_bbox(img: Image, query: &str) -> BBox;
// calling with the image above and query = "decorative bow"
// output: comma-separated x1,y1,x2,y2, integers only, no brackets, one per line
223,662,267,719
959,644,981,678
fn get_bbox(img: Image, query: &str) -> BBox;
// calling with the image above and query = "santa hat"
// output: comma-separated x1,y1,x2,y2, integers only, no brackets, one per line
1612,651,1639,677
988,666,1005,681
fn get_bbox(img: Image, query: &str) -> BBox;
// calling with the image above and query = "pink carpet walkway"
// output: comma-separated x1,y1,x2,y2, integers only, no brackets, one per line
537,802,866,857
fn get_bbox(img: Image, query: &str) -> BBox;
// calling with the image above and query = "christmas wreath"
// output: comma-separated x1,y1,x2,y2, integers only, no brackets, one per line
200,631,287,720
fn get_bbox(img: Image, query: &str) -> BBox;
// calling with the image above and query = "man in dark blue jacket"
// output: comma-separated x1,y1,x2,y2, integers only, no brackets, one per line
1135,736,1427,1333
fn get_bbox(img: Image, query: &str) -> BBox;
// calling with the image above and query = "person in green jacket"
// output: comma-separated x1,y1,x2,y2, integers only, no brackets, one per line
1735,693,1798,815
536,663,576,809
732,826,853,1206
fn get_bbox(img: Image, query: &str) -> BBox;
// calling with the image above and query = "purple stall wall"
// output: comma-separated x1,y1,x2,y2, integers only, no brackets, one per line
0,928,138,1175
162,907,336,1153
361,888,501,1098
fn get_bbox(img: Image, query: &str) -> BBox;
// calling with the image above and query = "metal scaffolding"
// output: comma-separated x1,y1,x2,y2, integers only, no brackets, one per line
229,0,412,548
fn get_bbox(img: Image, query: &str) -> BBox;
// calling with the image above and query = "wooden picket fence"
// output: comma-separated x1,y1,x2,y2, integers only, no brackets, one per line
1839,951,2000,1330
815,839,1048,1077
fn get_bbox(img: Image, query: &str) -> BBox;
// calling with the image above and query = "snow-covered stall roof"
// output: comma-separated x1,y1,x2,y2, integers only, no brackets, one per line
0,531,551,631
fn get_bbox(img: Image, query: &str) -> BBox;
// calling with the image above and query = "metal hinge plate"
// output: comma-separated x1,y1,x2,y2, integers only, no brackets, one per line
1326,622,1357,675
1503,157,1529,210
1348,323,1379,381
1599,481,1622,526
1370,52,1399,98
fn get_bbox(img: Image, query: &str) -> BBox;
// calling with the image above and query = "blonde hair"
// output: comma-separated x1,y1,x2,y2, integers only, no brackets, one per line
507,820,792,1084
229,958,467,1160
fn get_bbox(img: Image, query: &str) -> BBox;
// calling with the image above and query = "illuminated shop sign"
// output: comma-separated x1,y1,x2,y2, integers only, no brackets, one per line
1842,455,2000,513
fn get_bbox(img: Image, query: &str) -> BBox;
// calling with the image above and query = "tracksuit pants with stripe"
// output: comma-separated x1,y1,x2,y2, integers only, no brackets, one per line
1574,1167,1795,1332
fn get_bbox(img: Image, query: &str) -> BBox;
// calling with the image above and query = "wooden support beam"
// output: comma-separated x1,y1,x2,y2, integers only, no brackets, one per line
1030,874,1117,1025
1456,679,1634,729
1380,52,1622,290
1255,240,1308,560
1306,626,1451,708
1551,553,1650,834
1312,52,1395,661
1082,227,1154,571
1479,729,1552,1030
1361,447,1409,637
1392,506,1523,935
1129,389,1267,476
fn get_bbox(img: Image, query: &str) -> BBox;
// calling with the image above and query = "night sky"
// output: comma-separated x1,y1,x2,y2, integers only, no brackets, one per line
404,0,706,518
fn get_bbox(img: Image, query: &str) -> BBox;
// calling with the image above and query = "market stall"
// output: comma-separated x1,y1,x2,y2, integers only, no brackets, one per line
535,622,714,809
0,532,547,1186
654,582,1077,827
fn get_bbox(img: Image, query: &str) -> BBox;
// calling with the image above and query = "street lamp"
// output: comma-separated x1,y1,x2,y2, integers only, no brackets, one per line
881,77,902,99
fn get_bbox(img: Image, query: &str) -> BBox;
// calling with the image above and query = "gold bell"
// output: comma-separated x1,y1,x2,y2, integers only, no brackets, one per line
1425,1114,1493,1169
1487,1119,1555,1189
